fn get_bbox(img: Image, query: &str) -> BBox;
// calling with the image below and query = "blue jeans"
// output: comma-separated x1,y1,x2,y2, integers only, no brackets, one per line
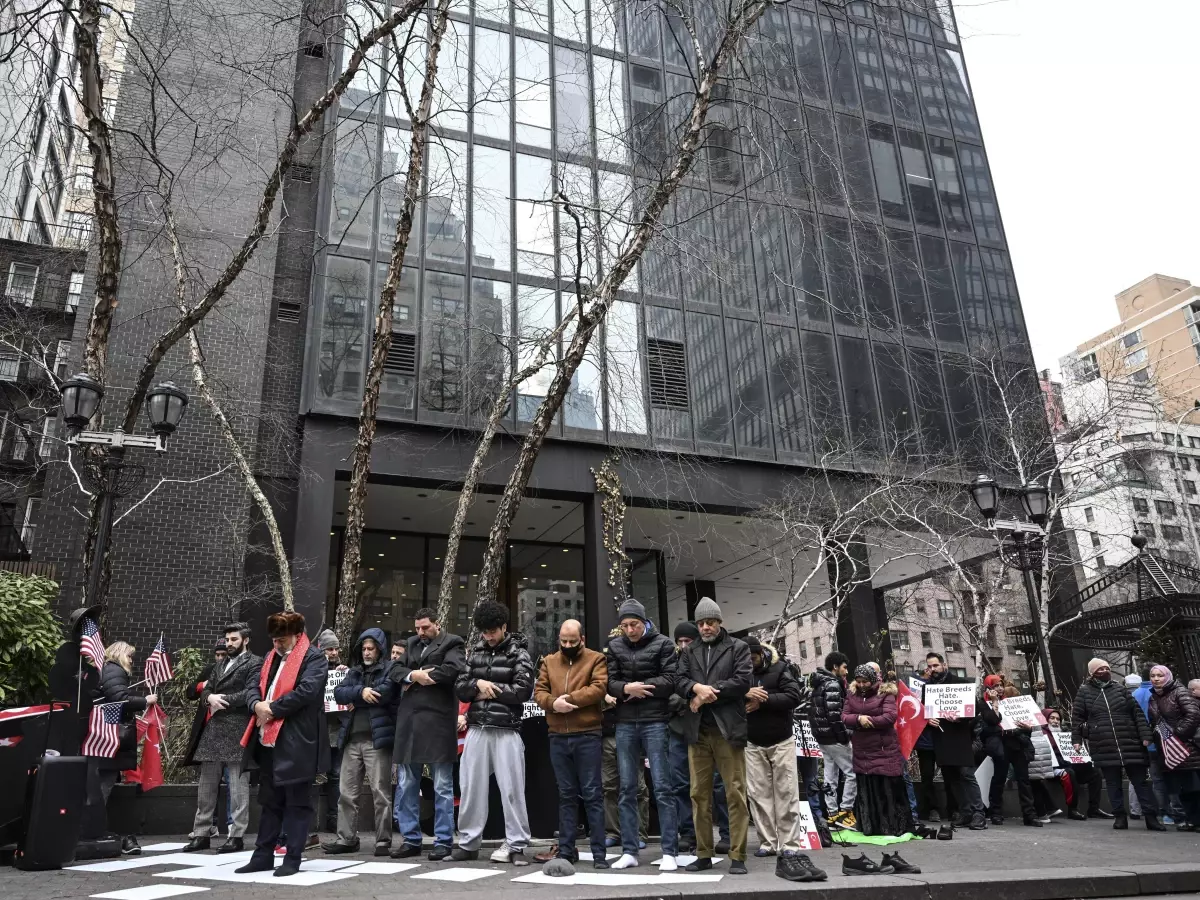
669,731,696,840
797,755,826,823
903,764,919,821
395,762,455,847
549,733,606,860
615,721,677,856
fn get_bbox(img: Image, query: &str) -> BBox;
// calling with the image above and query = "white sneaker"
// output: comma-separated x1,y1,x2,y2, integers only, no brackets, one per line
658,855,677,872
612,853,639,869
490,843,513,863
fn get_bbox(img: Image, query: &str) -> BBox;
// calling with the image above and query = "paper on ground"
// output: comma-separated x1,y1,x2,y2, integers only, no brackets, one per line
339,862,421,875
410,867,505,882
513,871,724,886
138,843,190,853
651,855,723,866
92,887,210,900
156,866,356,886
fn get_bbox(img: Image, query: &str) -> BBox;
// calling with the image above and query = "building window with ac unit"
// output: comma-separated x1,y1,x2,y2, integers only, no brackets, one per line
893,631,910,650
943,633,962,652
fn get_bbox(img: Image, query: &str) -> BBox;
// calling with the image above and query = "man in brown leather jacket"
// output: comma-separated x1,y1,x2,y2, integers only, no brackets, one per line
534,619,609,867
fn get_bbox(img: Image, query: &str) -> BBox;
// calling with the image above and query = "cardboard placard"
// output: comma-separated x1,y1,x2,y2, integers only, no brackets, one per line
792,719,823,758
997,695,1047,731
922,683,975,719
324,666,350,713
1051,728,1092,764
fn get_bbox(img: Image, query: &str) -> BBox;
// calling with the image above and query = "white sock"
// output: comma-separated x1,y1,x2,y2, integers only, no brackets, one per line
612,854,639,869
658,856,677,872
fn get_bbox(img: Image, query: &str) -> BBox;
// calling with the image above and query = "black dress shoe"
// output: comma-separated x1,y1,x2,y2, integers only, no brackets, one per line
391,842,423,859
1023,818,1043,827
321,839,360,854
274,858,302,877
235,859,275,874
1145,815,1167,832
1114,814,1129,830
989,815,1004,826
216,837,244,854
1089,809,1114,819
1068,811,1087,821
184,836,211,852
428,844,451,861
936,825,953,840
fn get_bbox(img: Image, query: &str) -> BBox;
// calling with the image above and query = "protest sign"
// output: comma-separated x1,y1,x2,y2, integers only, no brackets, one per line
1051,729,1092,764
998,695,1047,730
324,666,350,713
796,799,821,850
522,700,545,719
922,683,975,718
792,719,823,758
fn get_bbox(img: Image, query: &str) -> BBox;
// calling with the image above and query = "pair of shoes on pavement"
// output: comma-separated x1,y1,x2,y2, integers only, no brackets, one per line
684,857,747,874
842,852,920,876
235,858,302,878
490,843,531,866
776,852,826,882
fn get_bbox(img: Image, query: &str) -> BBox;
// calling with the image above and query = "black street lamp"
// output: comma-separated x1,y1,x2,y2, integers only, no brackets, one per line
968,475,1058,704
62,374,189,611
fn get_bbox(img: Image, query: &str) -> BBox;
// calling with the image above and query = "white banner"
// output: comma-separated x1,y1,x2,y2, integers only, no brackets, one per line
795,799,821,850
324,666,350,713
922,683,975,719
1051,728,1092,764
792,719,823,758
998,696,1047,731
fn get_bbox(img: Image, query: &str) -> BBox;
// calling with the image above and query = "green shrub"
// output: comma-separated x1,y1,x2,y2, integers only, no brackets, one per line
0,572,63,705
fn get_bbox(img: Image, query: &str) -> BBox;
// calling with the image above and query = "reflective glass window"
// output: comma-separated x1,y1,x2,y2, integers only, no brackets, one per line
838,335,881,454
714,199,755,311
910,347,951,455
880,32,919,126
959,144,1003,242
472,144,511,272
688,311,732,445
908,39,949,132
752,203,793,317
980,248,1025,348
888,229,929,335
467,278,512,419
801,330,846,453
316,256,369,402
855,224,896,330
420,270,467,414
679,189,718,308
514,0,548,33
555,46,591,157
938,48,980,140
627,3,660,60
873,341,916,452
852,25,889,117
807,107,845,209
432,19,469,132
594,55,628,164
790,9,827,102
821,18,860,111
423,139,467,265
515,285,558,421
919,234,963,342
593,0,625,52
340,0,385,115
630,64,667,167
726,318,771,450
929,136,971,234
837,114,876,216
645,305,690,441
785,207,827,322
867,122,907,220
606,300,647,435
379,126,421,255
897,128,939,229
514,38,551,147
823,217,862,326
552,0,587,43
949,241,992,344
328,118,376,250
515,154,555,277
943,352,984,462
474,27,511,140
765,325,810,455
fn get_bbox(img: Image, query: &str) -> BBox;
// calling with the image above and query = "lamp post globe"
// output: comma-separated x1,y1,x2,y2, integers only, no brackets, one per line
1020,481,1050,527
145,381,188,438
60,373,104,434
968,474,999,521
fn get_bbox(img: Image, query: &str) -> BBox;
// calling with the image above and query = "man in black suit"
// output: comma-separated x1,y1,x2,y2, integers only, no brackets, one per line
388,607,466,861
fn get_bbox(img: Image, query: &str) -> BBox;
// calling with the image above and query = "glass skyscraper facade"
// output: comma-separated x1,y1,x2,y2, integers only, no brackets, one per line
306,0,1032,469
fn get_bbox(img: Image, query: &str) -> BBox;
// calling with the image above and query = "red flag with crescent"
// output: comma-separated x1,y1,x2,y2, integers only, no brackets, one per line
896,679,926,759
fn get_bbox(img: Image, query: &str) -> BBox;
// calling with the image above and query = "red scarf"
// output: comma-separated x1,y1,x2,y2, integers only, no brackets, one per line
241,633,310,748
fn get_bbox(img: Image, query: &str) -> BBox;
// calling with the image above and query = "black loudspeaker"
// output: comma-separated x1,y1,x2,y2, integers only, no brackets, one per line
15,755,88,870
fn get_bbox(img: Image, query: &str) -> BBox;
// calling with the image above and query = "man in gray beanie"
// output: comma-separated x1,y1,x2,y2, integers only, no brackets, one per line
605,598,680,870
676,598,752,874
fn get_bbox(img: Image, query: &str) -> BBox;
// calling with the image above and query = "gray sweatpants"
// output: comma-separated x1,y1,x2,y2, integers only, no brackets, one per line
455,727,530,851
191,761,250,838
820,742,857,811
338,735,393,844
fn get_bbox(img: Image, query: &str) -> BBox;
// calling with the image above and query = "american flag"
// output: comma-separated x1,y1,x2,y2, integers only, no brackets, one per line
144,634,173,688
80,617,105,668
1158,721,1194,769
82,702,123,758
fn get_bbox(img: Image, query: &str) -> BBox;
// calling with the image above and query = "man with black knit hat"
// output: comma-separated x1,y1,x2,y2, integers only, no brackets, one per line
236,611,329,878
606,597,680,870
676,597,752,874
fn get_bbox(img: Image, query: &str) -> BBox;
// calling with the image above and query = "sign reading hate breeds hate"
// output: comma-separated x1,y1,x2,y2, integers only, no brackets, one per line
922,683,975,719
997,695,1047,731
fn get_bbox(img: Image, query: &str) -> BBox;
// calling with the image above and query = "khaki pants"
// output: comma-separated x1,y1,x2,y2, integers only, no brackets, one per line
337,735,393,844
746,738,801,852
602,734,647,839
689,725,749,861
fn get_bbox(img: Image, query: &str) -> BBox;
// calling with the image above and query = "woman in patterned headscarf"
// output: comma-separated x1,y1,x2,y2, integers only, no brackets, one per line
841,664,915,839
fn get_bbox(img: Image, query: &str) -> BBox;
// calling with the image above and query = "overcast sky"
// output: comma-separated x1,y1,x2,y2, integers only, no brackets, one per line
952,0,1200,374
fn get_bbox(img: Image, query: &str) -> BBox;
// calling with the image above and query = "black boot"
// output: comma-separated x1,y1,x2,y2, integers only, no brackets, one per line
216,837,244,854
1113,814,1129,830
183,836,211,852
1145,815,1167,832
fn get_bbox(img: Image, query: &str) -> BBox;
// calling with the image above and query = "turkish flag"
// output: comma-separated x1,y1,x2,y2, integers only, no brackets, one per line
123,705,166,791
896,679,927,759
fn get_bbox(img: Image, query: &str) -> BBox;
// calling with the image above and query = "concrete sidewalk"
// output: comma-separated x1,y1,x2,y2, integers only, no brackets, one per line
3,819,1198,900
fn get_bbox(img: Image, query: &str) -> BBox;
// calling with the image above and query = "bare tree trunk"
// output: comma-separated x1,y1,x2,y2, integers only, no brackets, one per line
473,0,769,603
335,0,452,647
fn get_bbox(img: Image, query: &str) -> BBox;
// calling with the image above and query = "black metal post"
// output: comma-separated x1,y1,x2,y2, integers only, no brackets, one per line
1015,531,1057,705
86,445,124,614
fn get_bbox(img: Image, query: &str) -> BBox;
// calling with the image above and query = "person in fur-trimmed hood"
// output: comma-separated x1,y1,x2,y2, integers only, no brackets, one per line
842,665,914,838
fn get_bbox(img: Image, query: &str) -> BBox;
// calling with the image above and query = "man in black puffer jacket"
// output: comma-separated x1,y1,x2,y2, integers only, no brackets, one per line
1072,658,1161,830
452,601,534,865
810,652,856,826
322,628,396,856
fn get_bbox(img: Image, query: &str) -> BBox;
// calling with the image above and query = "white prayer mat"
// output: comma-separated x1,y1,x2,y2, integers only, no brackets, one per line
156,866,357,886
287,859,359,871
339,862,422,875
92,887,210,900
410,867,506,882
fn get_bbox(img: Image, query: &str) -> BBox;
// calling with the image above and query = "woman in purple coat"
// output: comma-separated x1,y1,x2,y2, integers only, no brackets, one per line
842,665,914,836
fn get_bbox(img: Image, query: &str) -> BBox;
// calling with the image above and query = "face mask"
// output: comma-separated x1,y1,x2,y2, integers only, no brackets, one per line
561,644,583,660
1095,671,1111,682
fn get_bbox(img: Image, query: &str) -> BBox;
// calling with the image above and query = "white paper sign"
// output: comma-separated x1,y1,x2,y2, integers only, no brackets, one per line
922,683,975,719
795,799,821,850
324,666,350,713
998,696,1047,731
909,676,926,693
792,719,823,758
522,700,545,719
1051,729,1091,764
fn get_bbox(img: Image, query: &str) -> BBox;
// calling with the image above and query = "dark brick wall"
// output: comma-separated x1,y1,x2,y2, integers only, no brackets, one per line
34,0,318,658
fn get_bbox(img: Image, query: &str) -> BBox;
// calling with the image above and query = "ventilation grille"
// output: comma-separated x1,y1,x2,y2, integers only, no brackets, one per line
384,332,416,376
276,298,301,323
646,337,688,410
289,164,314,184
